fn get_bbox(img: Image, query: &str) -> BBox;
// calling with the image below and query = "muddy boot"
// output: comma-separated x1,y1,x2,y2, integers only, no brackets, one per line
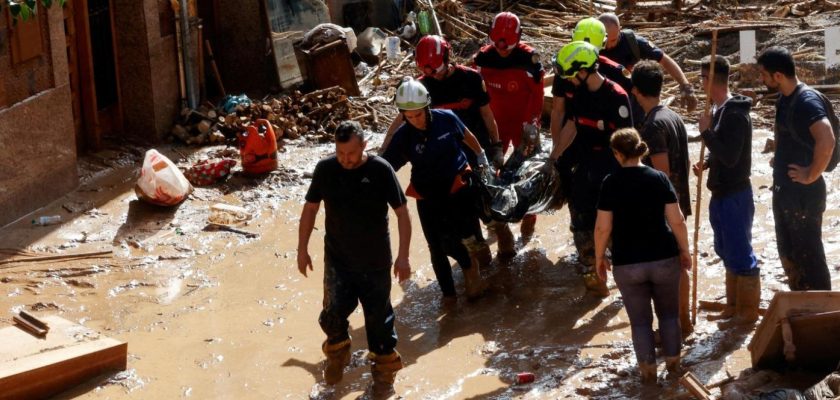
475,240,493,268
639,362,657,385
490,221,516,258
370,351,403,399
679,269,694,337
322,338,351,385
582,271,609,298
708,271,737,321
520,214,537,244
463,235,492,269
664,356,684,379
719,274,760,329
462,237,489,299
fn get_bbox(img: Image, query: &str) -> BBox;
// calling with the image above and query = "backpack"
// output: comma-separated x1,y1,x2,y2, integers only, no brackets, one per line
784,85,840,172
622,29,641,66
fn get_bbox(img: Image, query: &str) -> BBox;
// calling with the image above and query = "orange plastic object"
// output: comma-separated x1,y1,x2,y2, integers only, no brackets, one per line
239,119,278,175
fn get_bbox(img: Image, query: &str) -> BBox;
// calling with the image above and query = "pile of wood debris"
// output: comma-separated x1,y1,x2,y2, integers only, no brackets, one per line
169,86,385,146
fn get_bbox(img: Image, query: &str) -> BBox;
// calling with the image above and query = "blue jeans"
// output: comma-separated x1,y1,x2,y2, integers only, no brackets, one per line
319,256,397,355
613,256,682,364
709,188,759,276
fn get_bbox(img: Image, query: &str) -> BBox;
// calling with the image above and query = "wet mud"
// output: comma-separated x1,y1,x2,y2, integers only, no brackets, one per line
1,124,838,399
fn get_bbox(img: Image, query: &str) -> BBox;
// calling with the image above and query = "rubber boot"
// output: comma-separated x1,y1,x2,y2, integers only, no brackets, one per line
639,362,657,385
582,271,609,298
490,221,516,258
462,237,489,299
665,356,684,379
370,351,403,399
719,274,760,329
708,271,737,321
678,269,694,337
475,240,493,268
520,214,537,244
322,338,351,385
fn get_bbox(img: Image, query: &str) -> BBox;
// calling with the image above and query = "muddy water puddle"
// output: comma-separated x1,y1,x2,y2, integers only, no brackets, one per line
1,125,837,399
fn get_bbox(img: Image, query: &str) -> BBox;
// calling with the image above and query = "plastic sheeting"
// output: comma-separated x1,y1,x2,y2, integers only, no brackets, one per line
476,124,566,223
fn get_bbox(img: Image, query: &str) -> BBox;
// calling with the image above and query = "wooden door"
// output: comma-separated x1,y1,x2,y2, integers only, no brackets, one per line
66,0,122,152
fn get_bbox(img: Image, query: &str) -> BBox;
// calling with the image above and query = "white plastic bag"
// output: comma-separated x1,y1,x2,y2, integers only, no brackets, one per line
135,149,192,206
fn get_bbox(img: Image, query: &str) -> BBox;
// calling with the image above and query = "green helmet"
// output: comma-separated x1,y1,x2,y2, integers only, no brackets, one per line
572,17,607,50
395,77,431,111
554,41,599,79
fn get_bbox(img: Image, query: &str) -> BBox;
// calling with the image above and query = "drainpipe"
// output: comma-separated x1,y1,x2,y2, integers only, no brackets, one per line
180,0,197,109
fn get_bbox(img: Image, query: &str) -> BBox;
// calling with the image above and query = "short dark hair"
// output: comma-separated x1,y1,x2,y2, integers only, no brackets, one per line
700,55,730,86
334,120,366,143
631,60,663,98
756,46,796,78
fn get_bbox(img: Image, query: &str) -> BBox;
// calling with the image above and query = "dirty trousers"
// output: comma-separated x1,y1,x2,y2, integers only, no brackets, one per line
319,258,397,355
772,181,831,291
709,188,759,276
612,257,682,364
568,157,616,270
416,188,481,297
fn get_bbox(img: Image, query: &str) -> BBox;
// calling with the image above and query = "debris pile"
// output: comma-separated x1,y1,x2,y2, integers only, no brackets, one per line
169,87,382,145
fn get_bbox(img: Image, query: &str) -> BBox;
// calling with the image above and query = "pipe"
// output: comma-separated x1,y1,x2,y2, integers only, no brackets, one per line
180,0,197,109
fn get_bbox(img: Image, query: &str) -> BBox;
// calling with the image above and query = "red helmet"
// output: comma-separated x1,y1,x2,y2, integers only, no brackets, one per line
490,12,521,51
415,35,450,76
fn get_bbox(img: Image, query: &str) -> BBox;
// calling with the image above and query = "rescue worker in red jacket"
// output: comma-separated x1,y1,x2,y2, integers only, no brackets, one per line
549,41,634,297
381,35,503,264
474,11,545,248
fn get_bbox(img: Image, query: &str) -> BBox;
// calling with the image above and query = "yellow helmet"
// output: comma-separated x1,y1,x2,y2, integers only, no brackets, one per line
554,41,599,79
572,17,607,50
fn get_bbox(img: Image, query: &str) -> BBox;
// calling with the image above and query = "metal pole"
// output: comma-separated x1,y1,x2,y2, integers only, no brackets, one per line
180,0,197,109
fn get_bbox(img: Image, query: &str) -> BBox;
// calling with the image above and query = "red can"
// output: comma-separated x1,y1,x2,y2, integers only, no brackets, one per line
516,372,535,384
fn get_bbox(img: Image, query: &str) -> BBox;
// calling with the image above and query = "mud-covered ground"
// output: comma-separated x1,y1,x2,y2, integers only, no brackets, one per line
1,118,838,399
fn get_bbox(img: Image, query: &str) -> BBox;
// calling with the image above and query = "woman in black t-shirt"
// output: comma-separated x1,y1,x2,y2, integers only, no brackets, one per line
594,128,691,385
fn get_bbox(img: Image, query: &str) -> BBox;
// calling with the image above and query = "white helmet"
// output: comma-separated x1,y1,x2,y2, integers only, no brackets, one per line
395,77,431,111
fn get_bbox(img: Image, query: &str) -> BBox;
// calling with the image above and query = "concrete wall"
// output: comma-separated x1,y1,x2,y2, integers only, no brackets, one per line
113,0,180,140
0,6,77,227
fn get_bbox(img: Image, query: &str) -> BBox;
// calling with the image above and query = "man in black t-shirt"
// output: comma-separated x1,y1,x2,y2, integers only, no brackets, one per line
297,121,412,395
631,60,693,336
598,12,697,112
757,47,835,291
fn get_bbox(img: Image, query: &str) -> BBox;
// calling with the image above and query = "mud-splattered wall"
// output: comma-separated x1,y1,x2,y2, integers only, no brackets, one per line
0,6,76,227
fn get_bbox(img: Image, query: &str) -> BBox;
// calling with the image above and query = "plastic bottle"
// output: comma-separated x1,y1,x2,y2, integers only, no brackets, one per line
418,11,432,35
32,215,61,226
385,36,401,62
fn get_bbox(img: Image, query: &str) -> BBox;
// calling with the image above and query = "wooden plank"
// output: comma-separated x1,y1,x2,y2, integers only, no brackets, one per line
678,371,712,400
749,291,840,370
0,316,127,400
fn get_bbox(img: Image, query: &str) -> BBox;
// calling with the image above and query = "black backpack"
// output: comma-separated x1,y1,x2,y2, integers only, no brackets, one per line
622,29,641,66
784,85,840,172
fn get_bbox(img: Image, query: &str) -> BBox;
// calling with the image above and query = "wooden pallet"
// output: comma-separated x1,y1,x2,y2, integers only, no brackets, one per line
0,315,127,400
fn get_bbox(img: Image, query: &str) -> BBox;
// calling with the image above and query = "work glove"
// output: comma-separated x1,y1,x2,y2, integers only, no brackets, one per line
680,83,698,113
488,142,504,170
476,150,490,171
